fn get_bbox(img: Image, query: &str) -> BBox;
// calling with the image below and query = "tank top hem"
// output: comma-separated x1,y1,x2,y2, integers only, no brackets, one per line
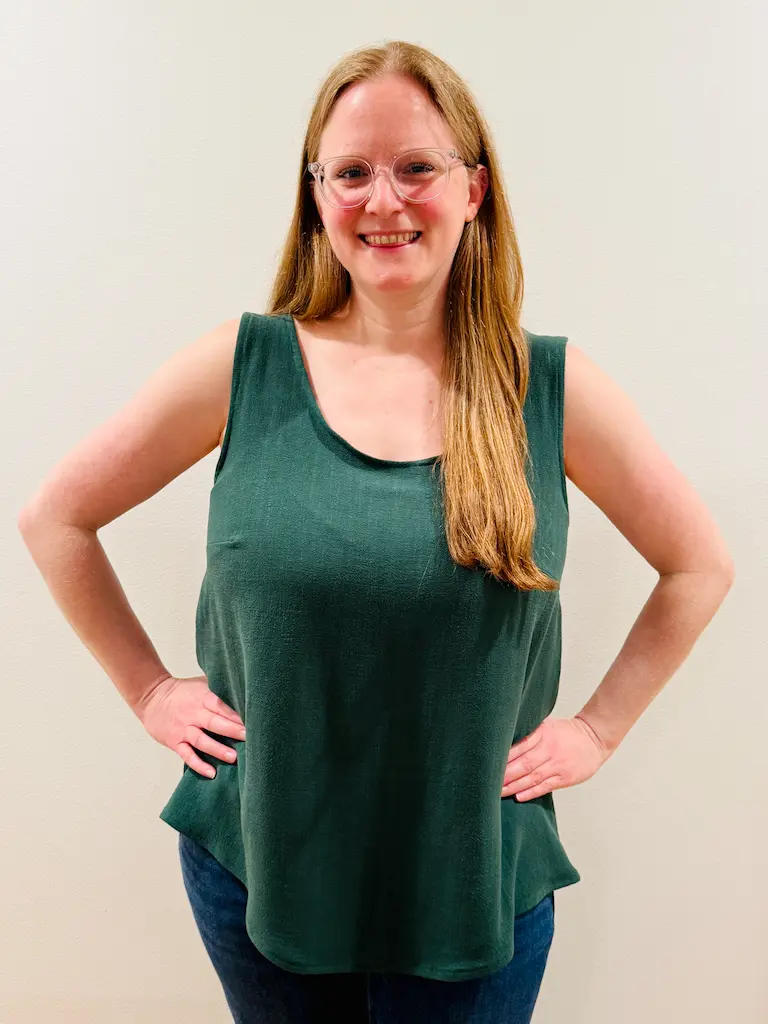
160,807,580,981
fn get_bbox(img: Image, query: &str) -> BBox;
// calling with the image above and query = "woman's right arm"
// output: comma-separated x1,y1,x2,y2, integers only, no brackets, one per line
17,317,240,719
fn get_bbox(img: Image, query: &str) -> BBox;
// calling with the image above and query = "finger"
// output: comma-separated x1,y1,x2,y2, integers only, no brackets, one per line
199,708,247,740
175,740,217,779
184,724,238,764
506,730,544,765
514,775,561,801
504,752,552,787
503,761,553,799
203,690,244,726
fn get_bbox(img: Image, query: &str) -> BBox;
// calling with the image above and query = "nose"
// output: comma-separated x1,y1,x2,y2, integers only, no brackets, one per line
363,166,406,217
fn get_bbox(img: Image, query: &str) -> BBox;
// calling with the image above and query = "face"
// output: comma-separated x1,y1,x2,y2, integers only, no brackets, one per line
310,73,488,299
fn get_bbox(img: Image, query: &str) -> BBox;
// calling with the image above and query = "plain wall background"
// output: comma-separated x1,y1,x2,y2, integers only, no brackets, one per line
3,2,765,1021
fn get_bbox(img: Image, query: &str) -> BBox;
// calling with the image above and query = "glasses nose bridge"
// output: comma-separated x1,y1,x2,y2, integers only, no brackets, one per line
366,159,403,204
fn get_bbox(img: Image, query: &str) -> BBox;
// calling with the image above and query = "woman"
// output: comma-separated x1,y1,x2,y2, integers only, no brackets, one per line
19,40,734,1024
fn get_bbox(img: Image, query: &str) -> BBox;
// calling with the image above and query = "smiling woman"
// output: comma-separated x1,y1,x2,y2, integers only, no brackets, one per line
154,41,588,1015
17,33,734,1024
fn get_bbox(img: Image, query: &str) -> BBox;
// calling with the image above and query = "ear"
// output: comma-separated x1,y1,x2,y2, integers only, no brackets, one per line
465,164,489,223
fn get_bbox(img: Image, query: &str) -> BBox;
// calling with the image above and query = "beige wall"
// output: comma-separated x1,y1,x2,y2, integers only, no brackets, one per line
4,3,764,1022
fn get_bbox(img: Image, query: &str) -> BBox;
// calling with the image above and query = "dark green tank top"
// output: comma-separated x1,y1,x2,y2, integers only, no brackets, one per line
159,311,581,981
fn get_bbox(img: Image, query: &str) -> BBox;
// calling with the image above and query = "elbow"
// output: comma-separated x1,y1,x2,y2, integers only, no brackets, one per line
704,536,737,590
721,559,736,589
17,504,37,535
713,542,736,589
705,555,736,592
18,496,54,536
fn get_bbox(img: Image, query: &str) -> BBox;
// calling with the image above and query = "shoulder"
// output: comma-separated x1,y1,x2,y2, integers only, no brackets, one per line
520,330,567,410
522,328,567,367
561,342,634,476
214,312,289,446
561,341,647,490
20,316,243,530
561,342,731,575
191,316,241,448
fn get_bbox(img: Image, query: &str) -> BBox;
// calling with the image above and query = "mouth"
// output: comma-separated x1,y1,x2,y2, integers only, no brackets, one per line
358,231,422,249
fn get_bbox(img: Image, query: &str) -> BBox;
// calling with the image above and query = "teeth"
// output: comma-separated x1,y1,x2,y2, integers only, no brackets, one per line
363,232,419,246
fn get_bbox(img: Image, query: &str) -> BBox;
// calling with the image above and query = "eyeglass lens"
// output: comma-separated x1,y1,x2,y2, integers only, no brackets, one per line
319,149,449,207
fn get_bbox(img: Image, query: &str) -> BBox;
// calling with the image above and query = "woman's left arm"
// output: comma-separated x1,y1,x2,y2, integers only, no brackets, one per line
502,343,735,801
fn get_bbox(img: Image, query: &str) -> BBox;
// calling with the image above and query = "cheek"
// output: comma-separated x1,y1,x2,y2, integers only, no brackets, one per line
324,210,359,247
417,199,447,231
418,198,467,246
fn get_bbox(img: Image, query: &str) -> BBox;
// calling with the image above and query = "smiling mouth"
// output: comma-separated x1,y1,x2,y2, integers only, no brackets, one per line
358,232,422,248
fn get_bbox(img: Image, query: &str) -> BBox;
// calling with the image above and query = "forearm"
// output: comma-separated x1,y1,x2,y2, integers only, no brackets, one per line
18,512,172,716
575,569,734,754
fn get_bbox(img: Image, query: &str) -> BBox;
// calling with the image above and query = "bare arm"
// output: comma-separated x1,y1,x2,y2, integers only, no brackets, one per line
18,317,239,717
562,344,736,754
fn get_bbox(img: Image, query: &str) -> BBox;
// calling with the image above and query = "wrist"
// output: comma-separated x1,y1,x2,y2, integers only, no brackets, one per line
573,712,618,758
130,670,174,721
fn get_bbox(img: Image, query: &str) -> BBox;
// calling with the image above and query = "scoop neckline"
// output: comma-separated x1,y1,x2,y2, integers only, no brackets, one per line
281,314,442,469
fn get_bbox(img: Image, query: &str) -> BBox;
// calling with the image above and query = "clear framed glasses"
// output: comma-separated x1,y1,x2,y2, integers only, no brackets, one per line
307,147,476,209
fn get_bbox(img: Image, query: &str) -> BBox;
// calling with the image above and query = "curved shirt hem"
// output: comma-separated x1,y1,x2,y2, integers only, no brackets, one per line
248,872,581,981
160,809,581,981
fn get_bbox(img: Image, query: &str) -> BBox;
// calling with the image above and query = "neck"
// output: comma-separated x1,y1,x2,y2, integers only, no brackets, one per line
332,291,448,361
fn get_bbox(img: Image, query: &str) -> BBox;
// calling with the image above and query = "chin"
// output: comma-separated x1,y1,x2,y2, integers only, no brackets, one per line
360,272,423,293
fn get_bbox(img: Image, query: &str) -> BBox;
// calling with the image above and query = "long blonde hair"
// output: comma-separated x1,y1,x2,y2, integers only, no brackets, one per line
266,40,559,592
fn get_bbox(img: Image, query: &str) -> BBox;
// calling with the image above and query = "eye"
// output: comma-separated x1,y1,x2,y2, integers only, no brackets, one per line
334,162,370,181
401,161,435,176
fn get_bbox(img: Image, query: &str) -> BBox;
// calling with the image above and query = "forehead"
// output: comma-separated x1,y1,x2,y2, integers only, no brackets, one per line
317,74,455,159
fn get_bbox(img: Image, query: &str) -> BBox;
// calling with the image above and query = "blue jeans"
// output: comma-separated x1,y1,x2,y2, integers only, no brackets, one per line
178,832,555,1024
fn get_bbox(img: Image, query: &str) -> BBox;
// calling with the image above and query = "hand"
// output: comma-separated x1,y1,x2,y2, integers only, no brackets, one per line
501,715,612,801
134,674,246,779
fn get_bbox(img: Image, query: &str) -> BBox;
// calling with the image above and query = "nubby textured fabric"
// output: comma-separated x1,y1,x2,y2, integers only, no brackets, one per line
159,311,581,981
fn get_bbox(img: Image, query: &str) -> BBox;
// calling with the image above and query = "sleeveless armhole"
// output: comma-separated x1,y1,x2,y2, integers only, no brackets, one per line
524,330,570,514
553,336,569,513
212,311,252,484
